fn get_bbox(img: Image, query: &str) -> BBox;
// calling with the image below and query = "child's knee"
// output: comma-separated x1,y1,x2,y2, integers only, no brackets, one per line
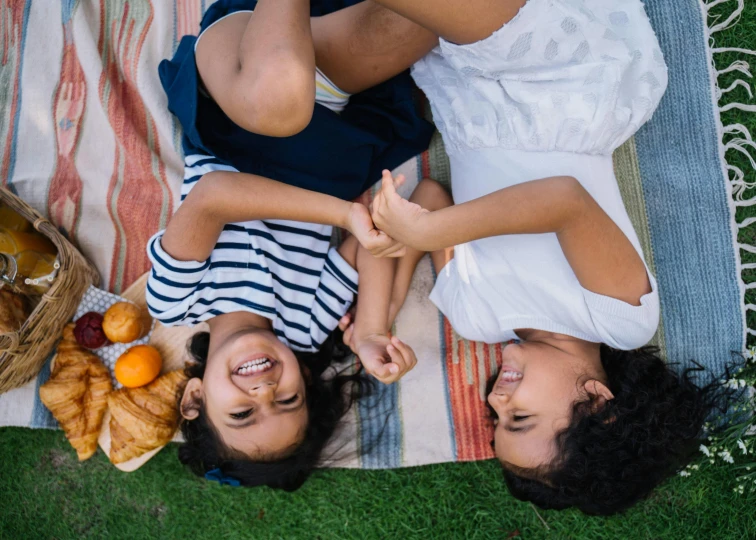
228,66,315,136
411,179,453,211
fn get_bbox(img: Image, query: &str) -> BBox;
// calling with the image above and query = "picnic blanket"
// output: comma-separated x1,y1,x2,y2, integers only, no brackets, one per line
0,0,751,469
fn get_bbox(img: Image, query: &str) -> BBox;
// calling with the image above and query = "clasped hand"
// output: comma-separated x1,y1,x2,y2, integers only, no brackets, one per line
347,170,431,258
370,170,430,250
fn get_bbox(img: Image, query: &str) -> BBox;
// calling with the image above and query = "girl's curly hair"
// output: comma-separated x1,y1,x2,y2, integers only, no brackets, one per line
496,345,726,515
177,330,372,491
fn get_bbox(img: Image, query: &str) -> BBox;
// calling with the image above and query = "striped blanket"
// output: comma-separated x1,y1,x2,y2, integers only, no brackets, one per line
0,0,751,469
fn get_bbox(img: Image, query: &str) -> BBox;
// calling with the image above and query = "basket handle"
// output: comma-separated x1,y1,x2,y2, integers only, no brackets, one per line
0,331,21,353
33,217,48,231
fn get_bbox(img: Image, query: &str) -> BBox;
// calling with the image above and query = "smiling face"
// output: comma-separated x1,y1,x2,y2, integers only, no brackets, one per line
180,327,309,460
487,337,612,470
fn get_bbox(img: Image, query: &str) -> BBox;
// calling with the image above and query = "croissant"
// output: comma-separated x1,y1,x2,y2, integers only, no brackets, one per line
39,324,113,460
107,369,187,464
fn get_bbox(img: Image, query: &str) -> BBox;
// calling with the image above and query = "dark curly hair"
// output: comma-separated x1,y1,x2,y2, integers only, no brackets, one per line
493,345,727,516
177,330,373,491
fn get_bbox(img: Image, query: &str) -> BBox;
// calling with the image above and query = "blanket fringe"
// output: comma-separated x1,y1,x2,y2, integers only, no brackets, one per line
705,0,756,342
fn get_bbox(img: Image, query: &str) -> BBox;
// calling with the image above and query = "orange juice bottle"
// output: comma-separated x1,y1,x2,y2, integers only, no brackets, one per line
0,251,59,296
15,251,56,280
0,228,56,256
0,204,31,232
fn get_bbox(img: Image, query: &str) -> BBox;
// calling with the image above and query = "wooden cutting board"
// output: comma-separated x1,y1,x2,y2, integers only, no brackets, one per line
95,272,207,471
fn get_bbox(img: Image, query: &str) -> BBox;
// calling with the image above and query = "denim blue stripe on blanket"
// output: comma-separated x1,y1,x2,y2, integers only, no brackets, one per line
31,353,57,429
358,381,402,469
635,0,743,375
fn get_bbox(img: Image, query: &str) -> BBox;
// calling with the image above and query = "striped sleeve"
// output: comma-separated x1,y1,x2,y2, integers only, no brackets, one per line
145,232,209,324
309,247,358,347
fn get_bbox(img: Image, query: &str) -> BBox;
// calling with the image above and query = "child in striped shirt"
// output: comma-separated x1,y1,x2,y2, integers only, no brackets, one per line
153,0,442,490
148,160,449,488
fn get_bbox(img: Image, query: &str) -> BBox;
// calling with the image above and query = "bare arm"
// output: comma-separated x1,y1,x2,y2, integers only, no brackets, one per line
371,172,651,306
161,171,404,262
349,246,417,384
353,247,396,340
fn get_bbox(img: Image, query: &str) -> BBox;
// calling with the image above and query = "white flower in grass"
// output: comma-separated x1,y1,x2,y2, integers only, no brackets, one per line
738,440,749,455
719,450,734,464
700,444,711,457
691,464,700,470
679,470,690,477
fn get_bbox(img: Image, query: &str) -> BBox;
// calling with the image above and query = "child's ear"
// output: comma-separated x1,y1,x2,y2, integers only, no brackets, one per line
583,379,614,413
179,378,203,421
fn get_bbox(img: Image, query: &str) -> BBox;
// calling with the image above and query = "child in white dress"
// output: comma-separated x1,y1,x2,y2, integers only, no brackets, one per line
359,0,716,515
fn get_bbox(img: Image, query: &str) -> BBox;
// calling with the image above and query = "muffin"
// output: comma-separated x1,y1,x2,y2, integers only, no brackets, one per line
102,302,147,343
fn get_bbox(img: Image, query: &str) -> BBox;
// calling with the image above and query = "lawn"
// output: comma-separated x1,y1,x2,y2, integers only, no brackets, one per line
2,2,756,539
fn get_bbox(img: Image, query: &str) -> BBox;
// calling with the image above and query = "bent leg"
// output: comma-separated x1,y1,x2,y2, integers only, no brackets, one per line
195,1,316,137
372,0,527,45
311,1,438,94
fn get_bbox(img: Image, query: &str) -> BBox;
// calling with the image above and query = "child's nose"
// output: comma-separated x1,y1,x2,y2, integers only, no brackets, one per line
248,381,276,398
487,390,510,409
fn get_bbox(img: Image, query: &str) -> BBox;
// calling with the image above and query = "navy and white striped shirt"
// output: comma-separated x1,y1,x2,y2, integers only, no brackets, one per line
146,155,358,353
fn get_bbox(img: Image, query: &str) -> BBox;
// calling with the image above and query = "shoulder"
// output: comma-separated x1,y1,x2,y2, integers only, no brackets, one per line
583,273,661,350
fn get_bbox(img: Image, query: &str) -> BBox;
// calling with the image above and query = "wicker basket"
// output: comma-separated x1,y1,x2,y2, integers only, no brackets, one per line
0,188,99,393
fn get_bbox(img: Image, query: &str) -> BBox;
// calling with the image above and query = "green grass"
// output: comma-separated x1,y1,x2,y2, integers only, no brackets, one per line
0,428,754,539
3,3,756,540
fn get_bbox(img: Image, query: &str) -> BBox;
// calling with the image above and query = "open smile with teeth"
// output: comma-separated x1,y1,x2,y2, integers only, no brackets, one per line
499,370,523,383
235,358,275,376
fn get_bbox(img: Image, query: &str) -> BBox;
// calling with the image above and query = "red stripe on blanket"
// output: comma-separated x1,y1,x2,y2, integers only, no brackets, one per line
0,1,27,185
443,318,497,461
99,1,173,292
421,149,430,180
47,20,86,238
176,0,202,37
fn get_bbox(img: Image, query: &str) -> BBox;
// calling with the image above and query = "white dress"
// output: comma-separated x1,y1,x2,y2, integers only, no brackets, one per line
411,0,668,349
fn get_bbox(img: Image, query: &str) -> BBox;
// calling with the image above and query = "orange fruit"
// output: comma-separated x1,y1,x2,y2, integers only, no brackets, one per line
114,345,162,388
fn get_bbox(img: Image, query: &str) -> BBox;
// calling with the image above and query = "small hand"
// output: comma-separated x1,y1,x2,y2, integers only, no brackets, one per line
371,170,430,248
353,334,417,385
346,202,406,258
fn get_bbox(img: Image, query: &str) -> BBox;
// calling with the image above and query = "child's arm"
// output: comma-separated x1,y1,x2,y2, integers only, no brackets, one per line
340,180,453,384
161,170,405,263
371,171,651,306
348,245,417,384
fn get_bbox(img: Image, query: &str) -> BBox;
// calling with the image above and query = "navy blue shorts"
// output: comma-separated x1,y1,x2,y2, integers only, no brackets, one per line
158,0,433,201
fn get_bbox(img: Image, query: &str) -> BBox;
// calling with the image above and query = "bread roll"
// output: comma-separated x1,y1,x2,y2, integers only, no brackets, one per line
102,302,146,343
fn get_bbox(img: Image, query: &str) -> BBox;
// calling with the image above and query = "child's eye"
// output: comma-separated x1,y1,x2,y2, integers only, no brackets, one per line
512,415,530,422
277,395,299,405
230,409,253,419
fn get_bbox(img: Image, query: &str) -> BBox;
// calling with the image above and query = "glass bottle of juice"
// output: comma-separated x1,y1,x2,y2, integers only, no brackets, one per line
0,204,31,233
0,251,59,296
0,228,56,256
